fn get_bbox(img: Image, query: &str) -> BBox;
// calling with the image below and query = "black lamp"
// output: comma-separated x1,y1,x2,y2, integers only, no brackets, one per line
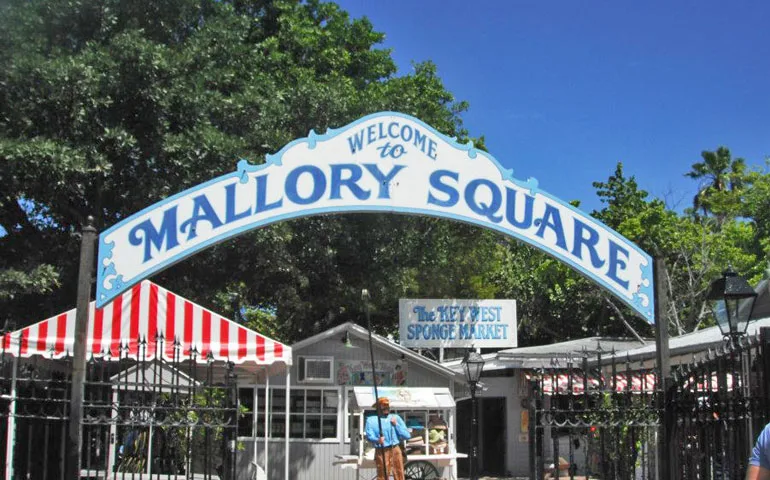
462,350,485,480
463,351,486,386
707,267,757,338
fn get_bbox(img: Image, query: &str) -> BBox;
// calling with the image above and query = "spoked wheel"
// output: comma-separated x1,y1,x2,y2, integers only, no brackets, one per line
404,460,440,480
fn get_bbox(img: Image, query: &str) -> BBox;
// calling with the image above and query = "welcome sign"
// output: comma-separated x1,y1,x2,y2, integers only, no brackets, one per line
399,299,517,348
97,112,654,323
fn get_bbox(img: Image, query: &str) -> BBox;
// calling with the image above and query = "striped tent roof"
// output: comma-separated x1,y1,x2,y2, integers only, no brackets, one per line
0,280,291,366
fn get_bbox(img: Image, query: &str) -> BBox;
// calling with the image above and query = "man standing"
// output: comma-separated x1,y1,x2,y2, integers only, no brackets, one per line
748,422,770,479
365,397,411,480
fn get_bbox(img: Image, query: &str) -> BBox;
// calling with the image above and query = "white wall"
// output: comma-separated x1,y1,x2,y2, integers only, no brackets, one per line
473,373,530,477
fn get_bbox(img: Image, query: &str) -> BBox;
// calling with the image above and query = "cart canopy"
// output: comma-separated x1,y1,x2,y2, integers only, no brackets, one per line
352,386,455,411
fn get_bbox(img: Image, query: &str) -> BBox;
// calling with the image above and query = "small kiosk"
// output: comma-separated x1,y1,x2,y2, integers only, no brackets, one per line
335,386,467,480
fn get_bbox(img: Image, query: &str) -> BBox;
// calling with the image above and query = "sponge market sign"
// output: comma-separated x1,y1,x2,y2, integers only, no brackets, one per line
399,299,517,348
97,112,654,323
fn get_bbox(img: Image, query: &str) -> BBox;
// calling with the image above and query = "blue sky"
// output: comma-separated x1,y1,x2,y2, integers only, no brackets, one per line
336,0,770,213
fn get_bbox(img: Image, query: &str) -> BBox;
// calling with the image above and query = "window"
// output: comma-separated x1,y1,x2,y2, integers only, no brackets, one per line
298,356,334,383
238,386,339,441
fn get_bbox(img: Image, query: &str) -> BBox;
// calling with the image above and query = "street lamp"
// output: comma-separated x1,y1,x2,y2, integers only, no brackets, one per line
707,267,758,338
462,350,485,480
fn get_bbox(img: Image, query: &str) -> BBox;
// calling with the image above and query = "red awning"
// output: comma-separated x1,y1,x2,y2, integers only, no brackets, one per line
0,280,291,366
527,372,657,394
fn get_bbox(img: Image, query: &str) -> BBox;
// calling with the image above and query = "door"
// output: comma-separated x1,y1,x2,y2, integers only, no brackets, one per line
480,397,506,475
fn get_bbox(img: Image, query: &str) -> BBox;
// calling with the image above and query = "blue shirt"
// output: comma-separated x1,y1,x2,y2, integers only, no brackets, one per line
364,413,410,448
750,422,770,469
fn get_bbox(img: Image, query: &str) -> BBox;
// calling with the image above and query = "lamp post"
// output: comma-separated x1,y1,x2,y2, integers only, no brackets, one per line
706,267,758,339
462,350,485,480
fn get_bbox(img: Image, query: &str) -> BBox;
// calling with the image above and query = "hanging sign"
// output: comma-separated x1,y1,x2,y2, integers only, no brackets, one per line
399,299,517,348
96,112,654,323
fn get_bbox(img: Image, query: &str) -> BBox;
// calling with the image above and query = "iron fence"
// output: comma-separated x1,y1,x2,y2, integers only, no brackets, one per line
529,327,770,480
529,348,661,480
0,337,239,480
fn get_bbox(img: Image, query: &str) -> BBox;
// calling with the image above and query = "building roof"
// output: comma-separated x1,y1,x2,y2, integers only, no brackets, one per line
614,316,770,363
292,321,463,380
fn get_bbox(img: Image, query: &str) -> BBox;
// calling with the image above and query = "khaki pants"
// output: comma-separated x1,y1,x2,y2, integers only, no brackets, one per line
374,445,405,480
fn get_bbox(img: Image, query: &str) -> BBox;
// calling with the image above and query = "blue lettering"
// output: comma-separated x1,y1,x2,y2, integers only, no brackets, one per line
363,164,406,199
407,324,417,340
180,195,223,241
347,131,365,154
572,218,606,269
535,204,567,251
388,122,400,138
129,206,180,263
413,130,427,153
255,174,283,214
378,122,387,140
505,187,534,229
366,125,377,144
285,165,326,205
225,183,251,223
330,164,370,200
427,170,459,207
400,125,413,142
427,139,438,160
607,242,630,289
465,179,503,223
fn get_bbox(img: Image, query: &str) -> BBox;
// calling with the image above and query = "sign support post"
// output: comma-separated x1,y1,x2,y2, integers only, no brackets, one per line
654,258,671,480
67,216,97,480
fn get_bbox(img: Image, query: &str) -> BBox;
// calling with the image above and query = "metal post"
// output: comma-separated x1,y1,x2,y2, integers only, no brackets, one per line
4,355,18,479
67,216,97,480
761,328,770,425
654,258,671,480
470,382,479,480
363,289,387,480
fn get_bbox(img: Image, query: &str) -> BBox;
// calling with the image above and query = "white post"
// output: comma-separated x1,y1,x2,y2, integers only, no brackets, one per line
253,374,259,471
106,388,119,478
264,367,270,478
284,371,290,480
439,348,444,363
4,354,18,479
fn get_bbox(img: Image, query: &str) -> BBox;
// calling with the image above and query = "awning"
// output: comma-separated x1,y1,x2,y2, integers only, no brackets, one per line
527,372,656,394
528,371,738,395
0,280,291,367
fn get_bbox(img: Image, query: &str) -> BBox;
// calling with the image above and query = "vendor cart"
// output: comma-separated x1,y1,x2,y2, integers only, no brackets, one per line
334,386,467,480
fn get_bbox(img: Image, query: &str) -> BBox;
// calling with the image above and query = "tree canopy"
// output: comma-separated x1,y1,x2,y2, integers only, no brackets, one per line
1,0,768,345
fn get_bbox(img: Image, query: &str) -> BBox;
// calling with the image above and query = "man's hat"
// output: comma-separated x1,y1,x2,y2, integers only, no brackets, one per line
372,397,390,409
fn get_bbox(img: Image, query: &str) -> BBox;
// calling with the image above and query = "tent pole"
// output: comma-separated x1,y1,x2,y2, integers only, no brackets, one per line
4,354,18,479
284,370,290,480
264,366,270,478
253,373,259,473
67,216,97,479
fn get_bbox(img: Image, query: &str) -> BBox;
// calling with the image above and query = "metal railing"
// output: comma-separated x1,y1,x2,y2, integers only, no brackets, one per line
0,337,239,480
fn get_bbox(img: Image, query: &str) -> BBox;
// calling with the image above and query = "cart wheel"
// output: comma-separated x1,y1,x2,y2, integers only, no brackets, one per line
404,460,440,480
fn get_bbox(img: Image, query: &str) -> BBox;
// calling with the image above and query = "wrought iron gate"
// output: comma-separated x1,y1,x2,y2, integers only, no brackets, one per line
667,329,770,479
529,348,661,480
530,327,770,480
0,338,239,480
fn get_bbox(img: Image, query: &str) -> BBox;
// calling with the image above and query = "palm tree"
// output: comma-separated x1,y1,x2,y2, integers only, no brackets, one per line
686,146,746,221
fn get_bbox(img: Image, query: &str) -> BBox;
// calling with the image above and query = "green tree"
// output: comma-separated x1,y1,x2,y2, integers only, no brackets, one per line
685,146,748,223
0,0,488,340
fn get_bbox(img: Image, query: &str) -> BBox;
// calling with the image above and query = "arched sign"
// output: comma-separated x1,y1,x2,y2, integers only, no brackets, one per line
97,112,654,323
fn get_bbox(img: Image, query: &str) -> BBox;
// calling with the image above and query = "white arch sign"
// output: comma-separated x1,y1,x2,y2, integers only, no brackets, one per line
97,112,654,323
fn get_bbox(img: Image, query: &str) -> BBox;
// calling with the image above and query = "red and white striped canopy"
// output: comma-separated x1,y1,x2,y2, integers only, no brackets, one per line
528,372,657,394
0,280,291,366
